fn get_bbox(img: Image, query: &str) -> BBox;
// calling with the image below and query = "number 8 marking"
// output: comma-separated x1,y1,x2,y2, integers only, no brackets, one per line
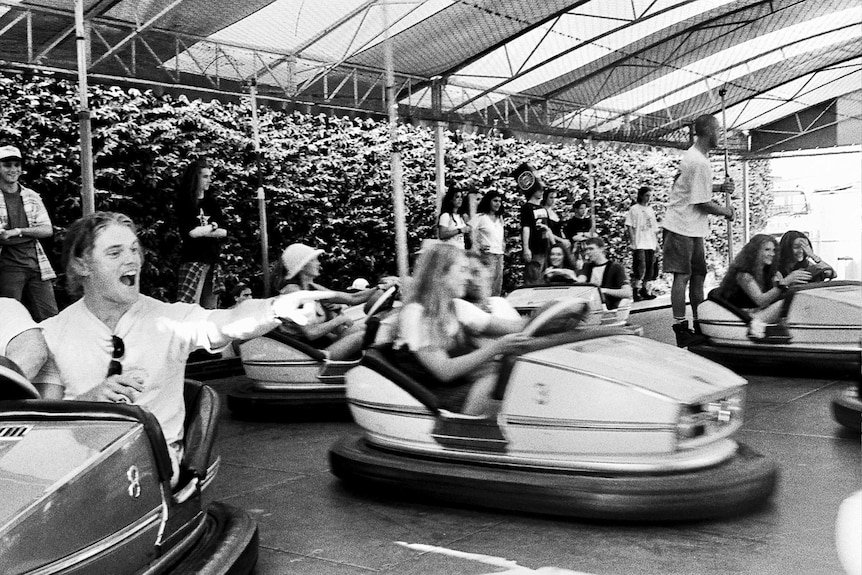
127,465,141,498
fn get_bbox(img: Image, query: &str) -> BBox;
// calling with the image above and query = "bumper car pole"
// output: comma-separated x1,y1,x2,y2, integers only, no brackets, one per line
383,3,410,283
720,87,733,263
249,80,271,296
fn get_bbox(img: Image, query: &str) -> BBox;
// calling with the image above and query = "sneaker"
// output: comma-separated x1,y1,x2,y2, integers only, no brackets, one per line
639,287,657,301
749,319,791,344
747,318,766,340
672,321,707,348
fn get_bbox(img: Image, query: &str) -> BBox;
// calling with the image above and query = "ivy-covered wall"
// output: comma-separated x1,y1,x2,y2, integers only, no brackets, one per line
0,71,772,305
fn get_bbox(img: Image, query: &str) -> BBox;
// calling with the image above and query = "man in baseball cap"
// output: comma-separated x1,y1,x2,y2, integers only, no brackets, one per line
514,162,551,285
0,144,59,320
0,145,22,162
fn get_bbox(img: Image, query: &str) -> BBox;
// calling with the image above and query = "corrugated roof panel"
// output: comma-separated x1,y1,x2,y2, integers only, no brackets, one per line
731,61,862,130
1,0,858,146
596,8,861,117
348,1,577,77
447,0,735,101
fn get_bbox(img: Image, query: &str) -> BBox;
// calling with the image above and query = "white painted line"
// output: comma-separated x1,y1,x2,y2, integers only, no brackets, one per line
396,541,601,574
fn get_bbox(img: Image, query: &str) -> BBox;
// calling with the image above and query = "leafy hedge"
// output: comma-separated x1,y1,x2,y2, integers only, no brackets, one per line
0,70,772,305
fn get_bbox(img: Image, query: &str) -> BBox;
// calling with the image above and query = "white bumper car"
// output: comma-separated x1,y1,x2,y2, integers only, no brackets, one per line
227,287,398,417
506,283,641,334
330,300,777,521
691,281,861,375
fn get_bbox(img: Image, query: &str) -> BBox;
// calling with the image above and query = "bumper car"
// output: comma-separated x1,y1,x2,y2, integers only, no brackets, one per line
832,381,862,433
329,300,778,521
506,283,642,335
185,348,244,381
691,281,862,375
227,286,398,416
0,357,258,575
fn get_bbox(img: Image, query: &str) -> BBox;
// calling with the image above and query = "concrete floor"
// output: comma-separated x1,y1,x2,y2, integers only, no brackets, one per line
205,305,861,575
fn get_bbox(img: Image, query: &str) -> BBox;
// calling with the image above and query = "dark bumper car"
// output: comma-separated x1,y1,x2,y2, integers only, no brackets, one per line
185,348,244,381
0,358,258,575
832,381,862,433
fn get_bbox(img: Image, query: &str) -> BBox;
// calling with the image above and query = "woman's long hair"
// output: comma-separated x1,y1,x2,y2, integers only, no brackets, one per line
547,242,576,270
402,243,463,343
718,233,778,296
178,158,212,207
439,187,465,217
476,190,503,215
777,230,809,276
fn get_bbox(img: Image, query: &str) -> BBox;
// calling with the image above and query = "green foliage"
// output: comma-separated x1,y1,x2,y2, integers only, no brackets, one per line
0,70,772,302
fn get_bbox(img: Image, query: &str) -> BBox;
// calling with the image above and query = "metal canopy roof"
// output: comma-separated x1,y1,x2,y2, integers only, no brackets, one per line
1,0,860,152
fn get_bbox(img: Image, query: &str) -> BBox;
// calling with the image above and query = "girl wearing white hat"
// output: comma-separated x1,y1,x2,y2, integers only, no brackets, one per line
277,243,397,360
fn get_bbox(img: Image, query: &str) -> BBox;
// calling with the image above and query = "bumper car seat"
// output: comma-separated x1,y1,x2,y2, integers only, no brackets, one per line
175,379,222,499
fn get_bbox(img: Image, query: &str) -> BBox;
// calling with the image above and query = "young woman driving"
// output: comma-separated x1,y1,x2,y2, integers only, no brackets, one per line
393,243,530,416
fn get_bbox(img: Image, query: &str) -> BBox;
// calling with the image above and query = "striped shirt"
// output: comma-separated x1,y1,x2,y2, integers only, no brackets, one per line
0,185,56,281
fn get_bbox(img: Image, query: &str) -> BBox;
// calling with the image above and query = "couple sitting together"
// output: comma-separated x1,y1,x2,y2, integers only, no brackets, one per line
714,230,834,342
541,237,632,310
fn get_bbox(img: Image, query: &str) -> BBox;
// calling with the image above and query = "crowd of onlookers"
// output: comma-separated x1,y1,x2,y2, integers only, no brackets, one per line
0,114,837,483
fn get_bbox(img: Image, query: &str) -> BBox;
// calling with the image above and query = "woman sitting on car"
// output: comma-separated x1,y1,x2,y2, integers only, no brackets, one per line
777,230,835,283
277,243,396,360
392,243,530,416
715,234,809,340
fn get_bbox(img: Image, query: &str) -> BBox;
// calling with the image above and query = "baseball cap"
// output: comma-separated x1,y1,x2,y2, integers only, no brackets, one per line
0,145,22,162
510,162,542,198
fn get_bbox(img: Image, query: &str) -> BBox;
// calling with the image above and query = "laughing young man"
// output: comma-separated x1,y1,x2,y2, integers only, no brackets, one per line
35,211,330,484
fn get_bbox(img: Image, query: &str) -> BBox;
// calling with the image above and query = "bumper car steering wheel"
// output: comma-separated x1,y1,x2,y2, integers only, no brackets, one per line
364,285,399,317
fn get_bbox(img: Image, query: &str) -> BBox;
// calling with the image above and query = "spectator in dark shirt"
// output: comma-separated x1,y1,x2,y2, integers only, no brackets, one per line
516,163,549,285
576,237,632,310
175,159,227,309
564,198,594,272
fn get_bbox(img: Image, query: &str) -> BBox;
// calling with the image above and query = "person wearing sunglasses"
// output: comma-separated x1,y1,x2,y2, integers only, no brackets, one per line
33,212,330,484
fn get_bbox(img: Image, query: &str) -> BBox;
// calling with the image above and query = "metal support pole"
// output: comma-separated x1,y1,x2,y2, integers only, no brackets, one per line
719,88,733,263
742,160,750,244
742,130,751,244
75,0,95,215
383,1,409,282
587,134,596,235
249,80,271,295
432,79,445,218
